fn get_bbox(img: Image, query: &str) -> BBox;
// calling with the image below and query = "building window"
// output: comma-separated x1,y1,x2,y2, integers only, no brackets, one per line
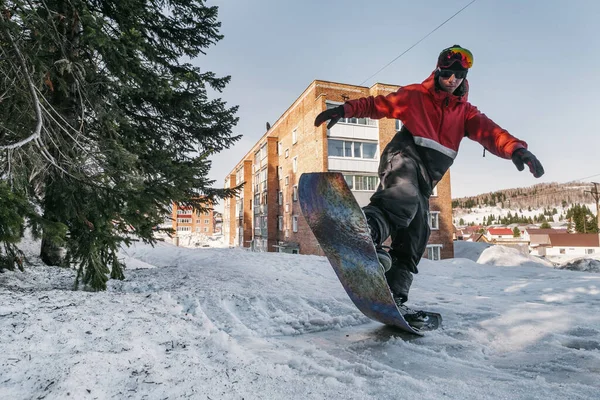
429,212,440,230
292,128,298,144
426,245,442,261
432,185,438,196
260,143,267,160
343,175,378,191
260,168,267,191
204,219,209,224
278,216,283,231
204,227,208,232
587,249,595,254
177,218,192,223
285,149,289,158
196,227,201,233
278,142,282,155
177,226,191,232
292,157,298,173
278,191,283,205
326,103,376,126
560,249,566,254
285,203,290,213
279,166,283,179
285,176,289,186
177,209,192,215
395,119,402,131
292,215,298,232
344,175,354,189
327,139,377,159
292,186,298,201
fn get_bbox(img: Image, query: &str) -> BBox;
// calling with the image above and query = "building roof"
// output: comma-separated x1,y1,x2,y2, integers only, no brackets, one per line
471,233,485,242
462,225,483,234
487,228,514,236
526,228,568,235
548,233,600,247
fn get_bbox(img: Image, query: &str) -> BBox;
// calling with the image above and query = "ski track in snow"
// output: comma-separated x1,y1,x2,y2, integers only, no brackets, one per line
1,241,599,399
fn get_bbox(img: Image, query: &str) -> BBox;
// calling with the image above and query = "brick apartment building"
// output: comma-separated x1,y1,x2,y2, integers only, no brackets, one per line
171,203,215,237
222,80,454,260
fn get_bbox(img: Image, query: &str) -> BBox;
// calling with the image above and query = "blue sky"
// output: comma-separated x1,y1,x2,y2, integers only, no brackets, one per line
200,0,600,200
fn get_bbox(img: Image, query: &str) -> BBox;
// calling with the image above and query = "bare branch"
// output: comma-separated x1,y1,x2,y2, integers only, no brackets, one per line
0,16,43,151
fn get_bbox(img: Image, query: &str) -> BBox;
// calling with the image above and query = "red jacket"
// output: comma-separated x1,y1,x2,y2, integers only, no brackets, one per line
343,71,527,162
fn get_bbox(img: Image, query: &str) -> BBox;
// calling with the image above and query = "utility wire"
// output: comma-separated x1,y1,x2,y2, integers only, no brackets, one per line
573,173,600,182
359,0,479,86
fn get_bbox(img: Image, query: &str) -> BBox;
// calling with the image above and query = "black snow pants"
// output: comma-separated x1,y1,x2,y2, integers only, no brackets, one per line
363,129,433,303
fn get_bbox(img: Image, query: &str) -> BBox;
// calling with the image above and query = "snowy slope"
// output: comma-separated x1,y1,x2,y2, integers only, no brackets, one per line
1,241,599,399
453,204,597,227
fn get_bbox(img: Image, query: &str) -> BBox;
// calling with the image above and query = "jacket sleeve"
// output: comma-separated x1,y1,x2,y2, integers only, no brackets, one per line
464,103,527,159
343,88,410,120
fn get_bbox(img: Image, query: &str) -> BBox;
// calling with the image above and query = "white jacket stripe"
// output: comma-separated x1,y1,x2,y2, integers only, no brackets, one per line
413,136,457,159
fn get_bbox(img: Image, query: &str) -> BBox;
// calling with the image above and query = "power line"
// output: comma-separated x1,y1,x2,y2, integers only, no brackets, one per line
359,0,480,86
573,173,600,181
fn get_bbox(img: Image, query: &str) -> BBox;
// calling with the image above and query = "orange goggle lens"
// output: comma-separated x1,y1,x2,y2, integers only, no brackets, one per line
438,47,474,69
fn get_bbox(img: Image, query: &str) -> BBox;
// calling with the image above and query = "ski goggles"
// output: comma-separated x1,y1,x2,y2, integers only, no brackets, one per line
437,47,474,69
438,69,468,79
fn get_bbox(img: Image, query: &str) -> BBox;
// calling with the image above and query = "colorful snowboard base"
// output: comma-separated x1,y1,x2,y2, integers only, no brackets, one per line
298,172,441,336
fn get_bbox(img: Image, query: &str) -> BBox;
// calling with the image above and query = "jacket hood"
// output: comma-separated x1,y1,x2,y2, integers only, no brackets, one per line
422,70,469,103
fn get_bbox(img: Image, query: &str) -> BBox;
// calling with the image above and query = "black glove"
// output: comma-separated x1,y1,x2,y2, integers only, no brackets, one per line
512,148,544,178
314,105,345,129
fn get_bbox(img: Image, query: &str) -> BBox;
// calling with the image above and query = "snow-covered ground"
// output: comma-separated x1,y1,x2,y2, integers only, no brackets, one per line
1,241,600,399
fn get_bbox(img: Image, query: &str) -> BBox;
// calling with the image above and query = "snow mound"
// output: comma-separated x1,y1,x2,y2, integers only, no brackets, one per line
453,241,492,261
557,257,600,273
477,245,554,268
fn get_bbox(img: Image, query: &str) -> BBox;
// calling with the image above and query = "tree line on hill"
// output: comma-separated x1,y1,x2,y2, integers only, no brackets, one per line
457,204,598,234
452,182,594,210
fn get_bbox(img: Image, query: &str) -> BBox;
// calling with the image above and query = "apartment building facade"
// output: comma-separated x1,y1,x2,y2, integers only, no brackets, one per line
171,203,215,237
223,80,454,260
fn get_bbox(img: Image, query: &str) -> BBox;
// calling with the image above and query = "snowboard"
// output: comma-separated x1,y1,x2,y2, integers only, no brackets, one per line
298,172,441,336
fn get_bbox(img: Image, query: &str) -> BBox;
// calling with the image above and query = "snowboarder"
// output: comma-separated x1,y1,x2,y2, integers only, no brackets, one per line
314,45,544,314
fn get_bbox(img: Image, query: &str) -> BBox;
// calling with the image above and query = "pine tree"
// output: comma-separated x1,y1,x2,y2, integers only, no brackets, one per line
1,1,240,289
565,204,598,234
540,221,551,229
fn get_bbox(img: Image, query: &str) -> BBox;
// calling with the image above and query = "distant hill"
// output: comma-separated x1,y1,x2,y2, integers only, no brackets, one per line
452,182,595,210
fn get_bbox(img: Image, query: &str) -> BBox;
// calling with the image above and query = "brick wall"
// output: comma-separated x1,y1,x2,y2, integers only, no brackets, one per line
242,160,253,247
428,170,454,259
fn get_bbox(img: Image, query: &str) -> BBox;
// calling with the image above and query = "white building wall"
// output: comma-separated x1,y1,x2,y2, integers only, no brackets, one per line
545,246,600,256
329,123,379,141
327,158,379,173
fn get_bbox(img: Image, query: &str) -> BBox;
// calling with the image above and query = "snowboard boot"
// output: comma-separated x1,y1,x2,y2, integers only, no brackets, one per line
366,216,392,273
389,263,413,305
376,247,392,273
395,302,431,330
